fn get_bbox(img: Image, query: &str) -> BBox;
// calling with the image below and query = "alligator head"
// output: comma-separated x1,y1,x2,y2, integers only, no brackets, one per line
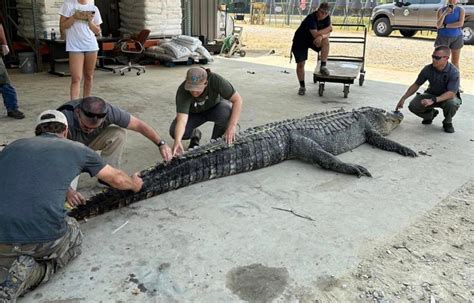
359,107,404,136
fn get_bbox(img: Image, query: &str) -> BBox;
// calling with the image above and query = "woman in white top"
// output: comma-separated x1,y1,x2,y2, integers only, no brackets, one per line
59,0,102,100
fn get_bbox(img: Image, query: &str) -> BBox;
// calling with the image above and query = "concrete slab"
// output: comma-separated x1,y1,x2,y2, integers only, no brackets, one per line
1,56,472,302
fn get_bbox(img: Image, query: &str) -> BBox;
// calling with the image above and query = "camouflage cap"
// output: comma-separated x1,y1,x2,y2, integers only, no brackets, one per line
184,67,208,91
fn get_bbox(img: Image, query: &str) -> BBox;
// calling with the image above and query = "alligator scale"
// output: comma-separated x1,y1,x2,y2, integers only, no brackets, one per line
70,107,417,220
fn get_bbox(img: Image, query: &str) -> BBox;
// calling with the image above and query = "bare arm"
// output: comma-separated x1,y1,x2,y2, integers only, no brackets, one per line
127,115,172,161
87,18,101,35
309,25,332,39
436,8,448,29
447,7,465,28
60,15,76,32
396,83,420,110
433,90,456,103
172,113,189,156
0,24,7,45
224,92,243,144
96,164,143,192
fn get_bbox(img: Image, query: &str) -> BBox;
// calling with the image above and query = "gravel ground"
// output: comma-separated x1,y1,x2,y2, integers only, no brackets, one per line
240,23,474,80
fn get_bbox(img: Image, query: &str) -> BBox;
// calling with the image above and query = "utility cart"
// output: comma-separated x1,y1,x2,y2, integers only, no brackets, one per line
313,24,367,98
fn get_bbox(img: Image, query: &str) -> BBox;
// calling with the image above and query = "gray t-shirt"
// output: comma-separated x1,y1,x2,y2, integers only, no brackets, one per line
0,133,106,243
415,62,460,96
58,100,131,146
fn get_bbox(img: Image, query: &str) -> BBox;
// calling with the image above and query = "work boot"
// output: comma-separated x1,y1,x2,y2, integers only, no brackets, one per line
320,66,330,76
421,109,439,125
188,128,202,149
7,110,25,120
0,256,44,303
297,87,306,96
443,123,455,133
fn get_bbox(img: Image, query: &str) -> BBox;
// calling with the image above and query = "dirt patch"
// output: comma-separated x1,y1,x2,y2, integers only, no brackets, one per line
314,180,474,302
240,23,474,80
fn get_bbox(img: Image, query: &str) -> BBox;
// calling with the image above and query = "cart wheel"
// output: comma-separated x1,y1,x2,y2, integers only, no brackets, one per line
137,72,141,76
120,72,125,76
113,70,116,74
318,83,324,97
359,73,365,86
239,50,246,57
343,85,350,98
313,74,317,84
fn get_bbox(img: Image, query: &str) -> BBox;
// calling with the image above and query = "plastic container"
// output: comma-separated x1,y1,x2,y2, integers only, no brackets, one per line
18,52,35,74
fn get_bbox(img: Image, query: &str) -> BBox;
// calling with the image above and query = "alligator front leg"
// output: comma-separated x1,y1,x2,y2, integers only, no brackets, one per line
290,133,372,178
365,129,417,157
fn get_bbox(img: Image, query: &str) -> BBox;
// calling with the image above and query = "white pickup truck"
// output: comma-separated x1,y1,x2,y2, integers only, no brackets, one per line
370,0,474,44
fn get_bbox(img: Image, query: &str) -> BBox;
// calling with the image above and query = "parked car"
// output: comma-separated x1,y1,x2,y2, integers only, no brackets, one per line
371,0,474,44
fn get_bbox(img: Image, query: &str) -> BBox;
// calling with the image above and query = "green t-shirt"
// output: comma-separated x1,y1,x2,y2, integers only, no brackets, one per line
175,72,236,114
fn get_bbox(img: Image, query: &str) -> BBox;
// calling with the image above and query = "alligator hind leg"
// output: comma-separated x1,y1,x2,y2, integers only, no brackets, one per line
290,133,372,178
365,129,417,157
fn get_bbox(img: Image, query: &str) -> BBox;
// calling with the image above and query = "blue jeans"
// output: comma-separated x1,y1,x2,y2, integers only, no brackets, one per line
0,83,19,112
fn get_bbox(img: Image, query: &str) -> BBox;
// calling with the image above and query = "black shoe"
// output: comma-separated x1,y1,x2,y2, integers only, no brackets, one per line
188,129,202,149
297,87,306,96
7,110,25,120
443,123,455,133
421,109,439,125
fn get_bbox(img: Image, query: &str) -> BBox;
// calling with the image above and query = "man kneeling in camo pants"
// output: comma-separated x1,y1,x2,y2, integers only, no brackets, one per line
0,110,143,302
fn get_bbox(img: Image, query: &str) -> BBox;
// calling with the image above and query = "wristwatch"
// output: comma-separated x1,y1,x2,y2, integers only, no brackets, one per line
157,140,166,147
431,96,437,104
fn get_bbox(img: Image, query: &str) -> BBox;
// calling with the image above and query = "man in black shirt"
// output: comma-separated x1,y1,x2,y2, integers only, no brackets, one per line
291,2,332,96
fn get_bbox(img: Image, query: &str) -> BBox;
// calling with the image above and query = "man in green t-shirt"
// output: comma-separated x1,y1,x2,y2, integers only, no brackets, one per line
170,67,243,156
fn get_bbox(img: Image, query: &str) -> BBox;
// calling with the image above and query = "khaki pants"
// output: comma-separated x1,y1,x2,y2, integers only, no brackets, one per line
70,126,126,190
0,217,83,297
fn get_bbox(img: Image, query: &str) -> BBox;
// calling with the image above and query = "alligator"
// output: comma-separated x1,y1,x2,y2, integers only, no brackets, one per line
69,107,417,220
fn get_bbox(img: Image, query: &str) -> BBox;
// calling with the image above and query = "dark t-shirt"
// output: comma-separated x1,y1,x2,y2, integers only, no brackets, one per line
293,12,331,46
58,100,131,146
175,72,235,114
415,62,460,96
0,133,106,243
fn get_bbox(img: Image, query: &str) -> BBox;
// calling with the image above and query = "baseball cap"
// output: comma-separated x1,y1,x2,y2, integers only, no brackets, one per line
36,110,68,128
184,67,208,91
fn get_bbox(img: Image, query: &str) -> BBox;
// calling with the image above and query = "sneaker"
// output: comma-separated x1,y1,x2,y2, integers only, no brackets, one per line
0,256,43,302
320,66,330,76
7,110,25,120
443,123,455,133
297,87,306,96
421,109,439,125
188,128,202,149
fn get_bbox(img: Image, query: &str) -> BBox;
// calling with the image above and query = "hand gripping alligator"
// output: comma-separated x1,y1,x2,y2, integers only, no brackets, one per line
70,107,416,220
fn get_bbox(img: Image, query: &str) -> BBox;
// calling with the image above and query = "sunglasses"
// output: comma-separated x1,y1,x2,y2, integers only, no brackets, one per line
431,55,447,61
81,108,107,119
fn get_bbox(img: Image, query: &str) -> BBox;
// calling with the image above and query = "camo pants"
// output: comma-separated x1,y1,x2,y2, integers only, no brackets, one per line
0,217,83,297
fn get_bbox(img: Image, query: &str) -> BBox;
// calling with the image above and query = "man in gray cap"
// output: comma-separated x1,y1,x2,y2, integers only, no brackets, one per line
170,67,243,156
0,110,143,302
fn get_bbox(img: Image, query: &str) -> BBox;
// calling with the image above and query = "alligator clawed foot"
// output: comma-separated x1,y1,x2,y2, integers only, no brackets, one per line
354,164,372,178
400,147,417,157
